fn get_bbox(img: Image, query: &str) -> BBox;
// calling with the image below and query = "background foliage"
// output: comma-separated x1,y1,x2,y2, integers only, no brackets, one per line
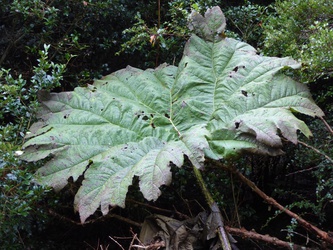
262,0,333,83
262,0,333,110
1,0,332,249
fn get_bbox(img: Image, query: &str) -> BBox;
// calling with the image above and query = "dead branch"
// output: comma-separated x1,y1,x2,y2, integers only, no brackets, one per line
48,209,142,228
109,236,126,250
110,229,165,250
285,164,320,177
126,199,190,220
298,140,333,163
131,241,165,250
213,160,333,246
319,116,333,136
225,226,316,249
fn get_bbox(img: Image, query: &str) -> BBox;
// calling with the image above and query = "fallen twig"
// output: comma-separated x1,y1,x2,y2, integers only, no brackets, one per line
213,160,333,246
109,236,125,250
225,226,315,249
131,241,165,249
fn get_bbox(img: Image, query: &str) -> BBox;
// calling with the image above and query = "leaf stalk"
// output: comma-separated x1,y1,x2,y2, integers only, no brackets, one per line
192,165,232,250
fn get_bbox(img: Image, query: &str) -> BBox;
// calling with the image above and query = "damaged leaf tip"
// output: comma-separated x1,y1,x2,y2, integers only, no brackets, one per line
189,6,226,42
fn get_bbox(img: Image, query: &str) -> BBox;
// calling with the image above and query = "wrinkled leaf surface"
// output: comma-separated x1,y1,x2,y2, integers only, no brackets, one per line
21,7,323,222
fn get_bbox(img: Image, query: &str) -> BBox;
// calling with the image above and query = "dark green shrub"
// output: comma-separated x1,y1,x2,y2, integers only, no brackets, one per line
117,1,271,68
224,2,268,48
0,45,65,249
258,0,333,243
0,0,142,88
262,0,333,83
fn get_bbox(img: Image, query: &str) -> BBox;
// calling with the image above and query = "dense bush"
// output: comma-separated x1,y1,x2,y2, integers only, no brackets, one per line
0,44,65,249
262,0,333,84
224,2,268,48
0,0,148,88
262,2,333,233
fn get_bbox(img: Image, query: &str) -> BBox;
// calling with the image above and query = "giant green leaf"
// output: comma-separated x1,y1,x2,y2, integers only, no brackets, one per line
21,7,324,223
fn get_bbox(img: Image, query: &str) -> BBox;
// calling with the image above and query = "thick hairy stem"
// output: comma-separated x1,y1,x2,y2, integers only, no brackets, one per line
215,161,333,246
192,165,232,250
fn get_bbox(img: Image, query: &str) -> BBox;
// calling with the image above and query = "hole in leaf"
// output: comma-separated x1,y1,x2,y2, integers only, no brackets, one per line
64,114,69,119
151,123,155,129
233,66,239,72
235,122,240,129
100,109,104,112
241,90,248,97
165,113,170,118
142,116,149,121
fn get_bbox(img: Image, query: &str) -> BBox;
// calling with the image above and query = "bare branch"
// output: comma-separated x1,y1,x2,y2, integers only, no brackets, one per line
298,140,333,163
126,199,190,220
320,116,333,136
109,236,125,250
285,165,320,177
213,160,333,246
48,209,142,228
225,226,316,249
